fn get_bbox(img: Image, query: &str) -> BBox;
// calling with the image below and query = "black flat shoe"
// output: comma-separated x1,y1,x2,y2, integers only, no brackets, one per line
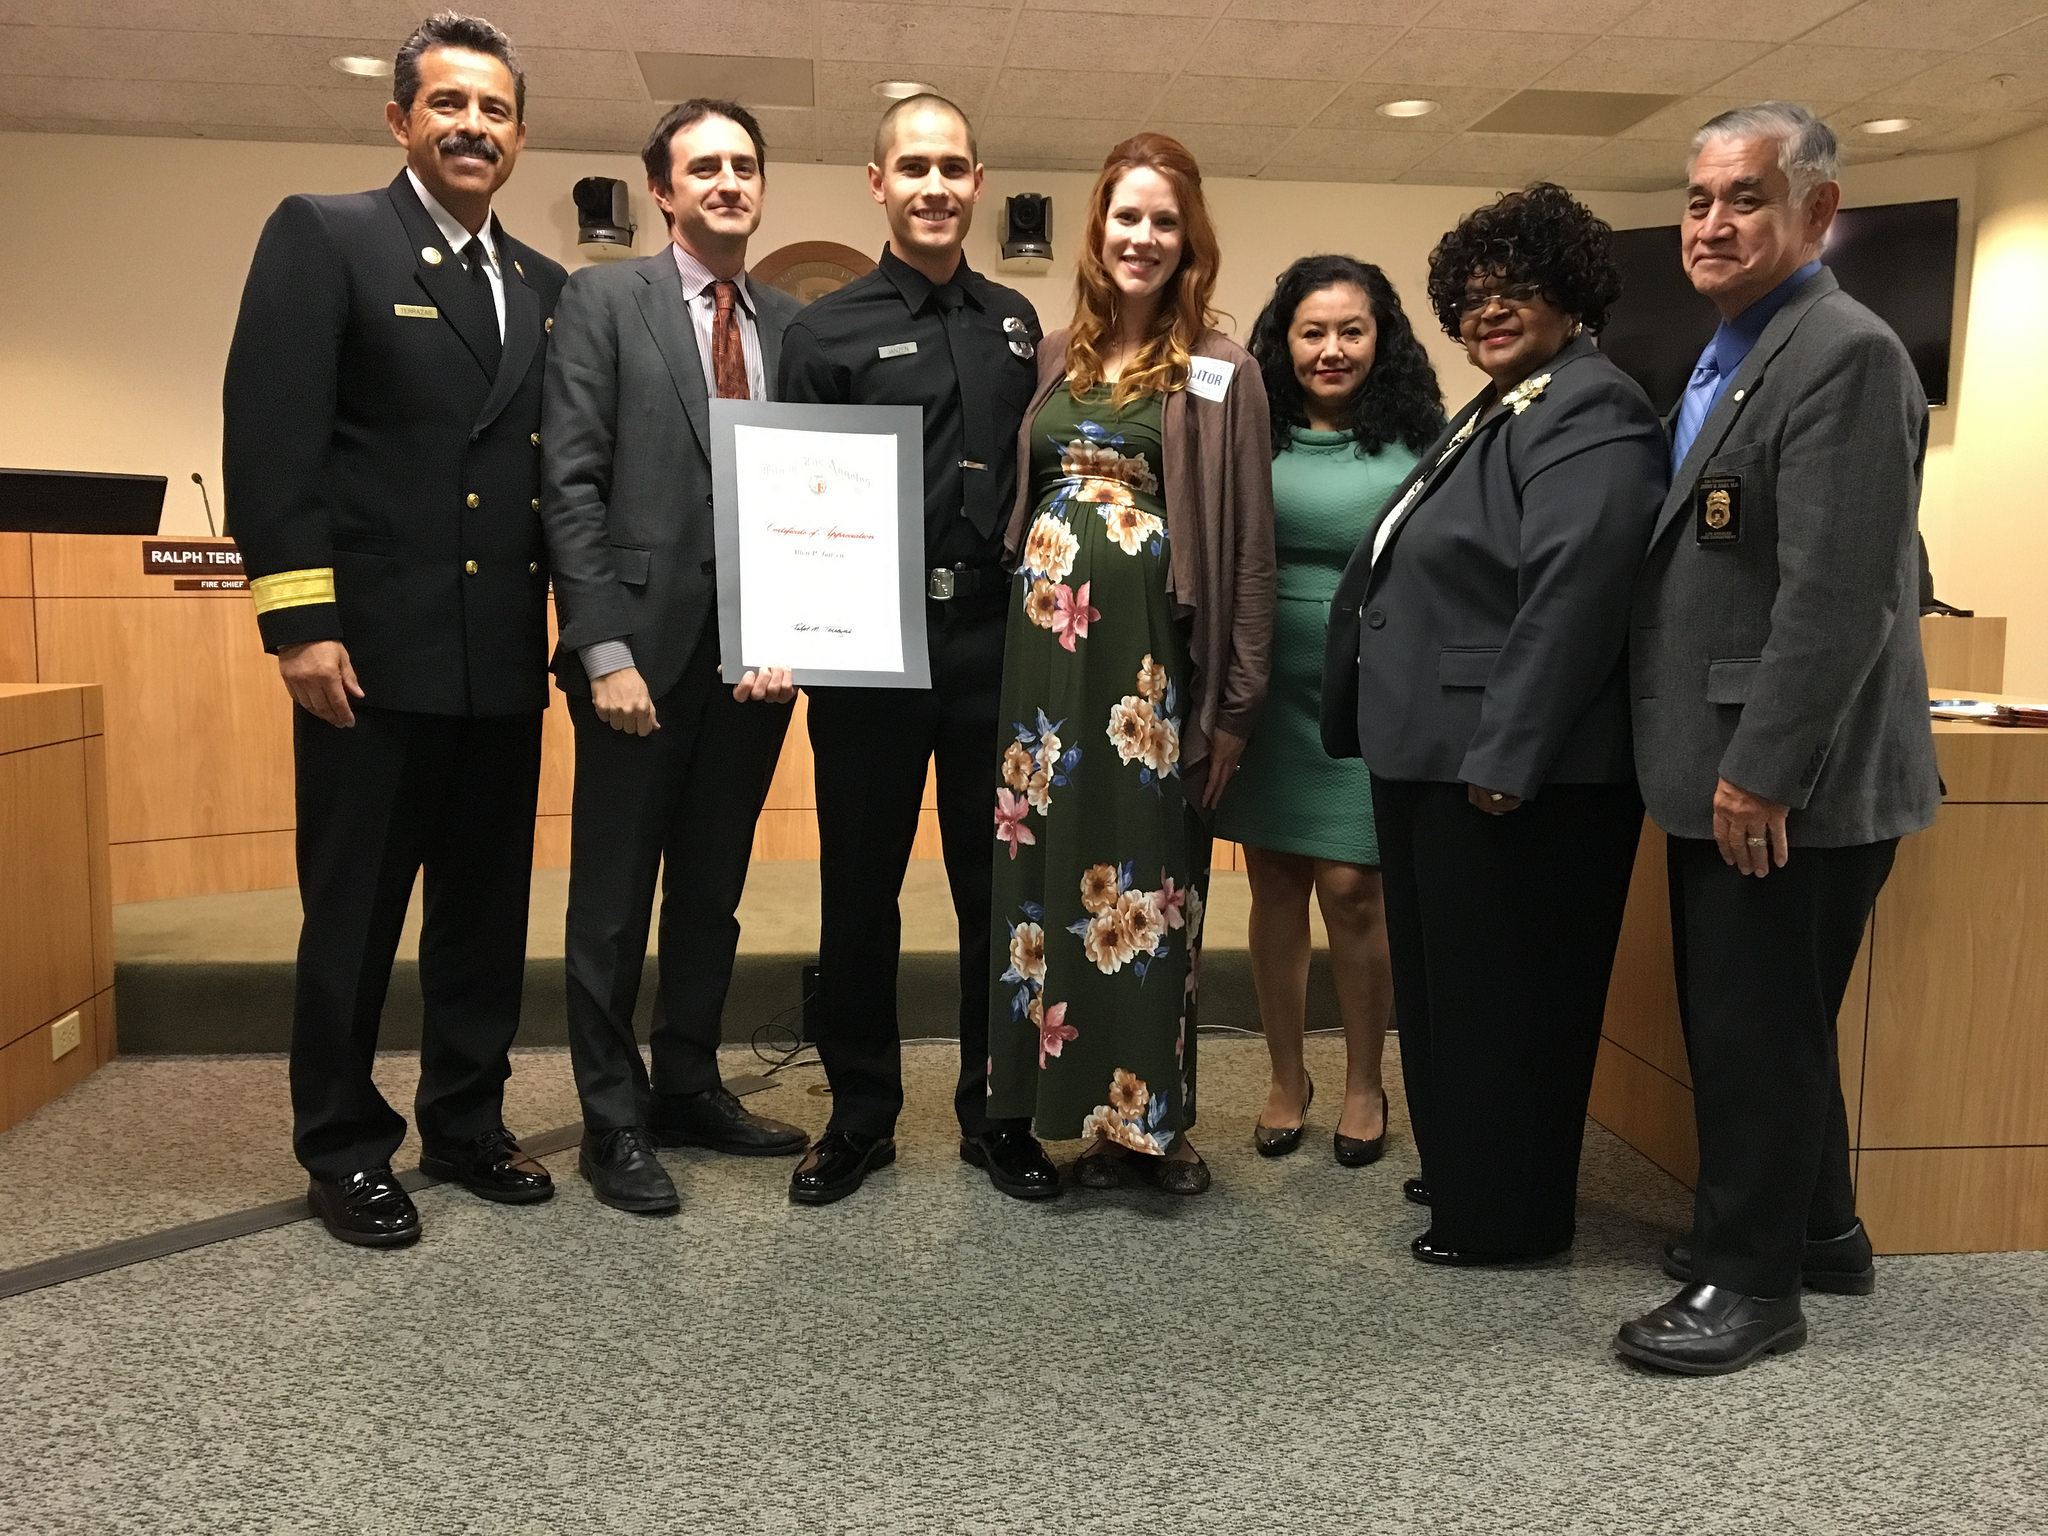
789,1129,896,1206
419,1127,555,1205
1615,1283,1807,1376
1254,1070,1313,1158
578,1126,680,1215
962,1130,1061,1201
307,1168,421,1248
1660,1220,1876,1296
1403,1176,1432,1207
1333,1086,1389,1168
1152,1150,1212,1196
1073,1146,1128,1189
652,1086,808,1156
1410,1230,1563,1267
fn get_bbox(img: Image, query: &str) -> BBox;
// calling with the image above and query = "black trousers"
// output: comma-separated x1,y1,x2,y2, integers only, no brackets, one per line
806,596,1019,1140
562,635,792,1130
1373,777,1644,1255
290,702,541,1179
1669,834,1896,1297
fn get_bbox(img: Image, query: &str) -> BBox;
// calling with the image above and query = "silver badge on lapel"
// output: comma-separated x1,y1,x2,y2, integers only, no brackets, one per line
1004,315,1035,359
421,246,444,266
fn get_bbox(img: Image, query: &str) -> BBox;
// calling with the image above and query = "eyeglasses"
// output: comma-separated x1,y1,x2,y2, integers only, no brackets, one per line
1455,282,1546,316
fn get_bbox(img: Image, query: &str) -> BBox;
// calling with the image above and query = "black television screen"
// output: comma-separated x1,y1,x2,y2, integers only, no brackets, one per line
1602,198,1958,412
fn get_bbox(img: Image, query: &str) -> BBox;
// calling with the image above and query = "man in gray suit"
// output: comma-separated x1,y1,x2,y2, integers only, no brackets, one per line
541,99,805,1214
1617,103,1942,1375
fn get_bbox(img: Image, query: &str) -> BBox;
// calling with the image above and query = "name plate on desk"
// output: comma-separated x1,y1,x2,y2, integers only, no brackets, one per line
143,540,243,574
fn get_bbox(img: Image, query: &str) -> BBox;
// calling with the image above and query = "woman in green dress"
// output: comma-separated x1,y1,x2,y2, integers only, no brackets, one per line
986,134,1275,1195
1215,256,1444,1166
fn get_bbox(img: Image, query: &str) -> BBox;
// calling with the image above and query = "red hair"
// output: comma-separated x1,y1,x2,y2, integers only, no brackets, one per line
1066,133,1222,406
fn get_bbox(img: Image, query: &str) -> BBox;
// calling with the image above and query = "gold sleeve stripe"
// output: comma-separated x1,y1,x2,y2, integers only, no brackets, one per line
249,568,337,615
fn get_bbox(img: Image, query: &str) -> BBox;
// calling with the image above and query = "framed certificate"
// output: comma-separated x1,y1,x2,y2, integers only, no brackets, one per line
709,399,931,689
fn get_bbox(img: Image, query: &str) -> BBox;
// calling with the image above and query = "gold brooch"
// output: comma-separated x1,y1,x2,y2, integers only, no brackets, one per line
1503,372,1551,414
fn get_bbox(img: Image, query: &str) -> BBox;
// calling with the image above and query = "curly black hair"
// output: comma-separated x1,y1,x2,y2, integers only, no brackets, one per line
1425,182,1623,339
1248,255,1445,459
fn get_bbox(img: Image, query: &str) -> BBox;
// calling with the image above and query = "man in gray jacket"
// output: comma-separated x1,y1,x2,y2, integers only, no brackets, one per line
1617,103,1942,1375
541,99,805,1215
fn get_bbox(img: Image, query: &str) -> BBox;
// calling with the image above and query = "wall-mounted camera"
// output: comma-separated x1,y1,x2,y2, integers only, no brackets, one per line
573,176,636,261
1001,193,1052,271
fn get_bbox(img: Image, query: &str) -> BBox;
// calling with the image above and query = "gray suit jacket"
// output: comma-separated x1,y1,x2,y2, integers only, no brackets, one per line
540,251,800,699
1630,268,1942,846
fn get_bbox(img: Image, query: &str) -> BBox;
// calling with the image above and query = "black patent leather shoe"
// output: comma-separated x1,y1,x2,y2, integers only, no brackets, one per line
789,1129,896,1206
1411,1230,1564,1267
962,1130,1061,1200
1660,1220,1876,1296
578,1126,679,1215
1615,1283,1807,1376
652,1087,809,1156
1334,1087,1388,1168
307,1167,421,1248
419,1128,555,1205
1403,1177,1432,1207
1254,1070,1314,1158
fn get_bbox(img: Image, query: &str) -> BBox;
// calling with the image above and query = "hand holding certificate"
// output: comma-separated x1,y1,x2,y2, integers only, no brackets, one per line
711,400,931,689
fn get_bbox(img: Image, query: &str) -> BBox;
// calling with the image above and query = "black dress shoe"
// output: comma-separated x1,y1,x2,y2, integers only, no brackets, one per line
307,1167,421,1249
1254,1070,1313,1158
578,1126,679,1215
962,1130,1061,1200
1616,1283,1807,1376
789,1129,896,1206
652,1087,809,1157
1333,1086,1388,1168
1660,1220,1876,1296
419,1128,555,1205
1402,1177,1432,1207
1410,1230,1563,1267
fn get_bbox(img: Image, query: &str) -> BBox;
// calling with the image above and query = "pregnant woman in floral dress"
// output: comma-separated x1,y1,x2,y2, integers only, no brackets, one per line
986,133,1274,1194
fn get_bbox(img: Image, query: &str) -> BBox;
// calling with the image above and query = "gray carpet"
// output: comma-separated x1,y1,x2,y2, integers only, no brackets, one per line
2,1039,2044,1534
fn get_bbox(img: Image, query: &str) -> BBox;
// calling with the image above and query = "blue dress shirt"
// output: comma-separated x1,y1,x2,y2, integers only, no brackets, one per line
1670,258,1823,474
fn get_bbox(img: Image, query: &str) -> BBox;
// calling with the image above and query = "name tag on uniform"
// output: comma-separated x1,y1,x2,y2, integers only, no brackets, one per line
878,341,918,359
394,303,440,319
1187,356,1235,402
1695,475,1741,545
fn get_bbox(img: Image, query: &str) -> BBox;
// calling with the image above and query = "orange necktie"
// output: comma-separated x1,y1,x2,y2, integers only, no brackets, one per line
711,280,750,400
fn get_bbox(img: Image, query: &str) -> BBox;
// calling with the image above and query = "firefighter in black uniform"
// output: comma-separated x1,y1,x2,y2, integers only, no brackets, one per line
223,15,565,1247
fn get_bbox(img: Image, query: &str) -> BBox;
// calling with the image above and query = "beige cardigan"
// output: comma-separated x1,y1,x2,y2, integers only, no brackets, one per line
1005,328,1276,797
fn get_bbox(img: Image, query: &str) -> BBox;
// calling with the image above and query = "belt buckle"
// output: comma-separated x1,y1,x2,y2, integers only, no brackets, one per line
927,567,956,601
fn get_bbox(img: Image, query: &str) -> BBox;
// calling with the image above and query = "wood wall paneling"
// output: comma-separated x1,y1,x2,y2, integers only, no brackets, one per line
0,598,33,682
1858,1147,2048,1254
84,725,113,991
0,994,103,1134
0,532,31,596
1932,727,2048,803
1598,820,1690,1086
1919,614,2007,694
29,532,249,599
110,829,297,905
533,813,571,870
0,680,83,756
0,736,95,1050
1588,1038,1700,1187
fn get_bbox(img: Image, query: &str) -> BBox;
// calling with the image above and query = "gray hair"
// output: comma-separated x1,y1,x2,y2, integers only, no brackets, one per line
1691,101,1839,204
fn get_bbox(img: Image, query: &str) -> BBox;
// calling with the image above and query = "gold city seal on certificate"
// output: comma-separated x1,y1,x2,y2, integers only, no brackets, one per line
709,399,931,689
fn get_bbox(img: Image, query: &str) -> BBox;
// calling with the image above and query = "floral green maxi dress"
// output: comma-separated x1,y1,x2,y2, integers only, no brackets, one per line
986,384,1210,1151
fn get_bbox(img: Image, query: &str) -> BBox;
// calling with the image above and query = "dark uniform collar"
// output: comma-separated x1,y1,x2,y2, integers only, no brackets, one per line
877,245,985,316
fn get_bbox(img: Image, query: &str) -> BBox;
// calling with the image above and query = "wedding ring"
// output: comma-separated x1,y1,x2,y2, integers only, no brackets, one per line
1490,792,1504,802
1745,835,1768,846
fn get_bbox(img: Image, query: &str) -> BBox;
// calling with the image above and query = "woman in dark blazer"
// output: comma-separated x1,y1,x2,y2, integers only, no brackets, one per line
1320,183,1668,1265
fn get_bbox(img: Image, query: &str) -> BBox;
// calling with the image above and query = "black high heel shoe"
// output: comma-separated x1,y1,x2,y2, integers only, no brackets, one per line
1253,1070,1314,1158
1333,1086,1388,1168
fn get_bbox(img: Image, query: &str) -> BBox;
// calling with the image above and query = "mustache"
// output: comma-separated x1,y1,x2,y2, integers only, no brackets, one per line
436,132,500,162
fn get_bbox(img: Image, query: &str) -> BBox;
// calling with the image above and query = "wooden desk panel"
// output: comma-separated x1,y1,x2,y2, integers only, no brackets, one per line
1920,614,2006,694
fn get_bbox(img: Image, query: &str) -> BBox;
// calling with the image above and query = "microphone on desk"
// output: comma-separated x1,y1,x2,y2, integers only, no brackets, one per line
191,471,217,537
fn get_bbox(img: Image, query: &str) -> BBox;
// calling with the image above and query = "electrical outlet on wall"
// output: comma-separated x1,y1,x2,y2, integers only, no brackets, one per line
50,1011,81,1060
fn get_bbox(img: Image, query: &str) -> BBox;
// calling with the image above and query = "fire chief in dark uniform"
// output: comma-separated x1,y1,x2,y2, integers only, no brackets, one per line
777,95,1057,1205
222,14,566,1247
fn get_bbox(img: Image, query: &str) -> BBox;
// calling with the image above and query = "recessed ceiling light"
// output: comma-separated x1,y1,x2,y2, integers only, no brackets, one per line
1857,117,1915,135
330,54,391,78
1376,98,1439,119
873,79,937,99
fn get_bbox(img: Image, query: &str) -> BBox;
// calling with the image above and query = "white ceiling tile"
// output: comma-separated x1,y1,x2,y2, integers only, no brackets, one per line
978,114,1140,165
1556,136,1692,185
1,26,295,85
417,0,627,51
1185,20,1402,81
1398,130,1605,183
264,35,408,93
522,48,645,102
303,87,391,136
189,119,351,142
1153,74,1336,127
816,3,1009,66
1224,0,1418,22
1910,107,2048,150
987,66,1172,117
1138,119,1294,173
752,105,822,160
1006,9,1203,70
1418,0,1643,33
1278,127,1448,176
1885,50,2048,110
819,106,886,161
1995,17,2048,49
811,59,994,112
1537,36,1773,95
1312,81,1514,134
1804,0,2046,51
612,0,817,56
1358,28,1588,88
1712,42,1931,99
1611,0,1856,42
1023,0,1221,14
0,74,317,125
522,96,667,150
1617,92,1849,141
240,2,439,40
1,0,264,28
23,115,199,136
1567,172,1694,191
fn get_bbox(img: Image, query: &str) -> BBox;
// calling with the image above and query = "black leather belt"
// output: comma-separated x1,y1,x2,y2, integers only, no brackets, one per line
927,564,1008,601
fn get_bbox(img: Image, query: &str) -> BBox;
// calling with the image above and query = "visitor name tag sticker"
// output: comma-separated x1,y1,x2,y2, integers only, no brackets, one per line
1187,356,1235,402
878,341,918,359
